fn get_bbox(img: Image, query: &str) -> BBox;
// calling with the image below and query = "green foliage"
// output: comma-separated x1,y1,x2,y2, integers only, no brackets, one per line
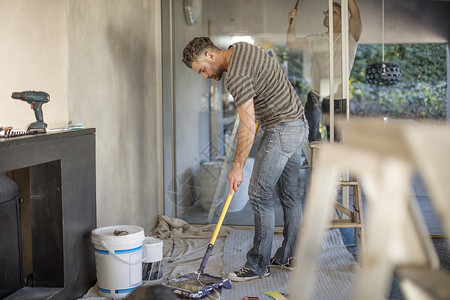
350,80,447,119
353,43,447,84
351,43,447,120
278,43,448,120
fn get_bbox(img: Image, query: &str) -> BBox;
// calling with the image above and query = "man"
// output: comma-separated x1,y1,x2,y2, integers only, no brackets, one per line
182,37,308,281
287,0,362,143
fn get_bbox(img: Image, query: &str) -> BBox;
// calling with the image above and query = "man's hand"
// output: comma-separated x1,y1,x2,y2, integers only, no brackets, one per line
288,8,298,26
286,7,308,50
228,162,244,193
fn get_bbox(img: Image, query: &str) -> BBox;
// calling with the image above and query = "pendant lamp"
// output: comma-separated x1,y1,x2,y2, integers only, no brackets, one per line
366,0,402,86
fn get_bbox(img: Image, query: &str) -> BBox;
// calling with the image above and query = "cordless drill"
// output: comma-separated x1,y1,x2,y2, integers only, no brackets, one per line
12,91,50,133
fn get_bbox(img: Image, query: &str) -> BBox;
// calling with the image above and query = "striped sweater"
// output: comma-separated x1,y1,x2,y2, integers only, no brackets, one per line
226,42,304,129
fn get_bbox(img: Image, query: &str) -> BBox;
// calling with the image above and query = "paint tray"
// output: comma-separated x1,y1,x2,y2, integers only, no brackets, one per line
163,272,232,299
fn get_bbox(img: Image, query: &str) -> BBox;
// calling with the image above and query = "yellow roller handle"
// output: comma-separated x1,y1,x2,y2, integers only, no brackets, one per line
210,191,234,245
209,122,258,245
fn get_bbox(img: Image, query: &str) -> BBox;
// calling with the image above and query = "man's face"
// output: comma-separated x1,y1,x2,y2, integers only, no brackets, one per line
191,55,224,81
323,6,341,30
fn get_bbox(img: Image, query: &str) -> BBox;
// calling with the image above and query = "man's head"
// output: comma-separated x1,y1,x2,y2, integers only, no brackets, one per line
323,2,342,32
182,37,225,81
182,37,217,68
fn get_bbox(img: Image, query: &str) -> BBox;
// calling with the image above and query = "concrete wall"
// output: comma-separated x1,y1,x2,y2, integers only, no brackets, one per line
0,0,163,233
0,0,68,129
67,0,162,231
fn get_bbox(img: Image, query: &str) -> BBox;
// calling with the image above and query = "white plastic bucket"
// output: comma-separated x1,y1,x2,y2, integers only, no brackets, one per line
91,225,146,298
142,237,163,281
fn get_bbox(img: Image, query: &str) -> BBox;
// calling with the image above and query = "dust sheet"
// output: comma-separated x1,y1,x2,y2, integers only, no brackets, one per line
81,217,360,300
221,228,360,300
80,216,230,300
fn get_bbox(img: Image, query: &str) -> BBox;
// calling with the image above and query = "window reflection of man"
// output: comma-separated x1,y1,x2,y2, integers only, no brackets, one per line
287,0,362,144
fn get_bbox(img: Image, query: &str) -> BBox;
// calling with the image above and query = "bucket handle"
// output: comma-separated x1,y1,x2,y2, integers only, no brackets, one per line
100,240,148,265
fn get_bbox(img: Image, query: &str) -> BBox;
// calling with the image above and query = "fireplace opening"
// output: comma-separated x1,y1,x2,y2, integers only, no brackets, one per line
1,161,64,299
0,174,22,298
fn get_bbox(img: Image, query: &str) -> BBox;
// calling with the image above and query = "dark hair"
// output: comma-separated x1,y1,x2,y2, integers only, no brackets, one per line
182,37,219,68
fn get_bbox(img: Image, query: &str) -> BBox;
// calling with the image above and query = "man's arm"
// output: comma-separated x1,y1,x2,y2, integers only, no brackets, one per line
348,0,362,41
286,8,309,50
228,99,256,193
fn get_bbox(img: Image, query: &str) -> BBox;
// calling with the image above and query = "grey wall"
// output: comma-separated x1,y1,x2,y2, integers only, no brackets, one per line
0,0,163,233
0,0,69,128
67,0,163,231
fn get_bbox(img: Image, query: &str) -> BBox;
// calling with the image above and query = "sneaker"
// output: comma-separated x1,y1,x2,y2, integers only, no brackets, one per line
227,267,270,282
269,257,297,271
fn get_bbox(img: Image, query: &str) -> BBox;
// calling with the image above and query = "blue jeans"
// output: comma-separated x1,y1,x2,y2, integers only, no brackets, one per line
244,117,308,276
